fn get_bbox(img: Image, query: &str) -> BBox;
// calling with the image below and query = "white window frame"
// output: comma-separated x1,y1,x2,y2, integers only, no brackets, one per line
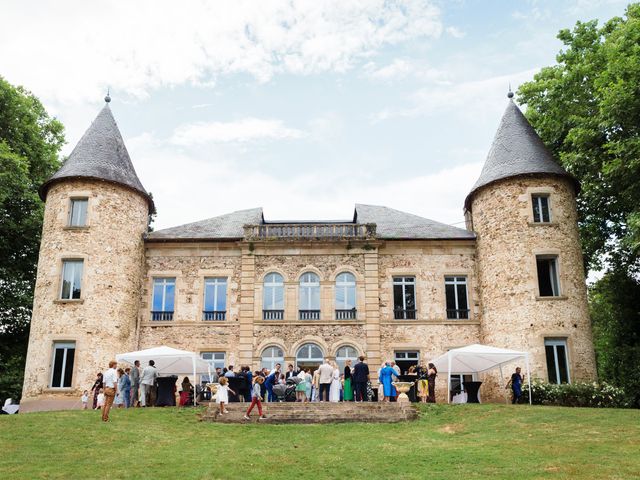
200,351,226,383
261,346,284,371
68,198,88,226
203,277,227,312
263,273,284,311
393,276,416,318
335,272,356,310
532,194,551,223
295,343,324,368
299,272,320,310
445,276,469,319
545,338,571,384
152,277,176,312
50,341,76,388
60,259,84,300
335,345,359,371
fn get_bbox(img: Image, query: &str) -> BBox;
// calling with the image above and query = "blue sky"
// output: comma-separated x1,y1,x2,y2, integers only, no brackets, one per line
1,0,631,229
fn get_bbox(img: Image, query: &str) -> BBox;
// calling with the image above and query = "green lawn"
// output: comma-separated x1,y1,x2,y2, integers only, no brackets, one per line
0,404,638,479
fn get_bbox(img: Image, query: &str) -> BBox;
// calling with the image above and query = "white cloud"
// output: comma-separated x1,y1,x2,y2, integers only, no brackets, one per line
170,118,305,145
445,26,466,38
365,58,451,83
0,0,443,105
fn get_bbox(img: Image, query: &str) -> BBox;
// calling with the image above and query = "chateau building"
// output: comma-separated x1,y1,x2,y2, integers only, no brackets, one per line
21,95,596,410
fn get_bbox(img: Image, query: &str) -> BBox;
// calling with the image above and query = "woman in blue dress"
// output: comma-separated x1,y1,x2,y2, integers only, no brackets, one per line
378,362,400,402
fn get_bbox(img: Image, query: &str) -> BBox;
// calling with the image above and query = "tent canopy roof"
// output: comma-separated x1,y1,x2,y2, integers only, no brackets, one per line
431,344,528,374
116,346,210,375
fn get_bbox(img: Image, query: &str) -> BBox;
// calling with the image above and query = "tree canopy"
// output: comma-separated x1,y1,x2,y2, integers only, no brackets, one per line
518,3,640,273
0,77,64,401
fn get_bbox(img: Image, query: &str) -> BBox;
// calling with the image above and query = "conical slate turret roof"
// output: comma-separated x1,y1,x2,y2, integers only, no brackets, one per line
39,104,153,211
464,99,578,211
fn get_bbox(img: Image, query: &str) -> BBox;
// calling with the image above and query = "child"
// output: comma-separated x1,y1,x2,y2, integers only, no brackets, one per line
81,390,89,410
95,388,105,410
244,375,266,420
216,377,235,415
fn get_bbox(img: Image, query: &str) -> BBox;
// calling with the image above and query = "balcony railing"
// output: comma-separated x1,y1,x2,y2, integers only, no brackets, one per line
393,309,417,320
263,310,284,320
151,311,174,321
446,309,470,320
203,311,226,321
335,309,357,320
299,310,321,320
244,223,376,241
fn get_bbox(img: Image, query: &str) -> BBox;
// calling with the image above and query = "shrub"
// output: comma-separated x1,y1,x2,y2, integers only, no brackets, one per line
521,381,630,408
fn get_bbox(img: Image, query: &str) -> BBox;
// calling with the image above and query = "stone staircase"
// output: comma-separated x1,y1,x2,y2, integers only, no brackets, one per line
201,401,419,424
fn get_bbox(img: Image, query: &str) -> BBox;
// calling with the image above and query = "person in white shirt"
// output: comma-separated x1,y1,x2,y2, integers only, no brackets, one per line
102,360,118,422
140,360,158,407
317,358,334,402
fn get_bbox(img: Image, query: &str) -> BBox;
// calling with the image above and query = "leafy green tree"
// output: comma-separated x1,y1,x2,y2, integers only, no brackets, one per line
0,77,64,402
518,3,640,273
590,271,640,407
518,4,640,405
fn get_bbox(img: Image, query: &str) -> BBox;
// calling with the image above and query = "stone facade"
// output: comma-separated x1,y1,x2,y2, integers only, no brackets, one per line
21,100,598,410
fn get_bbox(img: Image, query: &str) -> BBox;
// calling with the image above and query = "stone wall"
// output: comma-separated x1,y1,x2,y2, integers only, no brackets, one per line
21,180,148,408
471,176,596,399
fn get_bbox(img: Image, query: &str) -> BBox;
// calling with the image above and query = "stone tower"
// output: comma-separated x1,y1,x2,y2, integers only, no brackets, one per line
21,99,153,411
465,97,596,387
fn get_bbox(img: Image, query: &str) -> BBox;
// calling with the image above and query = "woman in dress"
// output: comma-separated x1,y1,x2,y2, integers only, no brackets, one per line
304,369,312,402
329,362,341,402
416,362,429,403
114,368,125,408
343,359,353,401
90,372,103,410
311,369,320,402
427,362,438,403
295,369,307,402
378,362,400,402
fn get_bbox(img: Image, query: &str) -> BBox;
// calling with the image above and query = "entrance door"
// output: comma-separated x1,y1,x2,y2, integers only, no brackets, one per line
394,350,420,375
295,343,324,372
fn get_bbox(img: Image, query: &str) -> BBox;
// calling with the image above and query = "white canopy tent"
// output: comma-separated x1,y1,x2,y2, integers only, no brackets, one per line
431,344,532,405
116,346,211,406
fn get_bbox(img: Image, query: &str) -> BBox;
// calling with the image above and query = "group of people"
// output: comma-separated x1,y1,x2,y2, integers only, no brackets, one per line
86,359,160,422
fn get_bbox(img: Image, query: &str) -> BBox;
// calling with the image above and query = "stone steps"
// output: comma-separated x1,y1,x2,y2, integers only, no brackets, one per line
201,401,419,424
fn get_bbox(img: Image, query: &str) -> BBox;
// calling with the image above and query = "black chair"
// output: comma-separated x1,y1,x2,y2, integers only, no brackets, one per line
155,376,178,407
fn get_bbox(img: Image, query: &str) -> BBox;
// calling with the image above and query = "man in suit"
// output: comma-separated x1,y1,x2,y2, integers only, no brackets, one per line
285,364,298,380
316,358,334,402
130,360,141,407
352,355,370,402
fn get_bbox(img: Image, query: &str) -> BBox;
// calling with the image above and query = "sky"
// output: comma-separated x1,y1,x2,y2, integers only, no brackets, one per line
0,0,631,230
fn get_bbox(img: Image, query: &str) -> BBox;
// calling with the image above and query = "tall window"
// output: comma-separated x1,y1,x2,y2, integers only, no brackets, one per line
536,256,560,297
445,276,469,319
296,343,324,369
263,272,284,320
336,345,358,371
393,276,416,319
299,272,320,320
335,272,357,319
203,277,227,320
545,338,570,384
261,346,284,371
201,351,225,383
50,342,75,388
152,277,175,321
532,194,551,223
60,260,83,300
68,198,88,226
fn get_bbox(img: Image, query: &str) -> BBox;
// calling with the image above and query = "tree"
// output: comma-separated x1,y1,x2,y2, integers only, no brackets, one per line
0,77,64,402
518,3,640,274
518,4,640,405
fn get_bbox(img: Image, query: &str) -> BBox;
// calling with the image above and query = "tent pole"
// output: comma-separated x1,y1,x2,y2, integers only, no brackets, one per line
447,352,452,404
193,357,197,406
525,353,532,405
499,365,507,404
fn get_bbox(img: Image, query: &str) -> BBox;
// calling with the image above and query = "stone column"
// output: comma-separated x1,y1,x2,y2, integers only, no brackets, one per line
238,247,255,366
364,251,381,367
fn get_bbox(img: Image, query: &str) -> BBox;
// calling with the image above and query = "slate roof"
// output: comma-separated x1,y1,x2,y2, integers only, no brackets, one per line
39,104,153,211
147,208,264,241
354,204,475,240
464,100,578,210
146,205,474,241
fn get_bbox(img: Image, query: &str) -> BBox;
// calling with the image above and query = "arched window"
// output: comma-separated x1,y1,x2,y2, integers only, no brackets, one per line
335,272,356,319
295,343,324,369
299,272,320,320
335,345,359,372
263,272,284,320
261,346,284,371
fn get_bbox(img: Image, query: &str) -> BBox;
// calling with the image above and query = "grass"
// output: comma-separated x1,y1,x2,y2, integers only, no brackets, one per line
0,404,638,479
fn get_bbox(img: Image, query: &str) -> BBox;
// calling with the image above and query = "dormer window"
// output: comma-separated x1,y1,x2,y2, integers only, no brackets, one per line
532,194,550,223
68,198,88,226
